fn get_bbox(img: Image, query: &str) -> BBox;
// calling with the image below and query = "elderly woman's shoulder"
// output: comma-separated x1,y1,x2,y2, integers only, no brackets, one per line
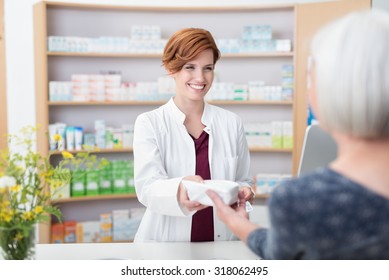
272,167,336,199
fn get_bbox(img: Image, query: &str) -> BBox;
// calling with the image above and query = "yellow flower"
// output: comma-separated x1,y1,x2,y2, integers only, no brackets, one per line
41,170,53,179
0,211,13,222
62,151,74,159
10,185,21,193
53,134,62,142
1,201,10,208
22,211,34,221
33,206,43,214
14,232,24,241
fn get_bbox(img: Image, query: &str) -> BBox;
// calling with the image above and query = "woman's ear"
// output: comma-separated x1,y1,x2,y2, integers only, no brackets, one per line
168,71,176,79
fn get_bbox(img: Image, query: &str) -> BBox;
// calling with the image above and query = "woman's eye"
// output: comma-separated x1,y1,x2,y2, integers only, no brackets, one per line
185,66,195,70
205,67,214,71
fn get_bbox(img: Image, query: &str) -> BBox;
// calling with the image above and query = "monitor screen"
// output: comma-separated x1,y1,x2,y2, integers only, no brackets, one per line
298,124,338,176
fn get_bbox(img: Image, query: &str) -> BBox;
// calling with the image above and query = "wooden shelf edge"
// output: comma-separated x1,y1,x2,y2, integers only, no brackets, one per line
249,147,293,153
52,193,138,204
50,148,133,155
48,100,293,106
45,2,296,11
47,51,293,58
50,147,290,154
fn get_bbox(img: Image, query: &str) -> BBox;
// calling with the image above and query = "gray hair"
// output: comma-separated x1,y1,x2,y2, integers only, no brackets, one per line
311,9,389,138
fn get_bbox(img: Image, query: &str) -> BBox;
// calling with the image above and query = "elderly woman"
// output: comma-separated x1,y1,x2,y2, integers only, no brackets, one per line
208,9,389,259
133,28,254,242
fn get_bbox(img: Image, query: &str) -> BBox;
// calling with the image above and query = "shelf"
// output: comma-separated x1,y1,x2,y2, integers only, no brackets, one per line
45,2,296,11
249,147,292,153
50,148,133,155
49,101,167,106
52,193,137,204
209,100,293,106
255,194,270,199
47,51,294,58
48,100,293,106
50,147,291,155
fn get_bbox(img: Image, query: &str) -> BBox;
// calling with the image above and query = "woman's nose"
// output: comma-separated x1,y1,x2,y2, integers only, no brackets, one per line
193,69,205,81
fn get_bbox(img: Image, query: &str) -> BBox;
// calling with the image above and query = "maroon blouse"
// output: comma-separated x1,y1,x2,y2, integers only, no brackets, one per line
190,130,214,242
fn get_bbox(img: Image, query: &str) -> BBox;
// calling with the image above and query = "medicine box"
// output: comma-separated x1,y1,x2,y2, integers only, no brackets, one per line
63,220,77,243
112,209,132,242
51,223,64,244
76,221,101,243
100,213,113,242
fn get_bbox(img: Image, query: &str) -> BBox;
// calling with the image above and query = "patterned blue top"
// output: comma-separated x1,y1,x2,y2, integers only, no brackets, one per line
247,168,389,259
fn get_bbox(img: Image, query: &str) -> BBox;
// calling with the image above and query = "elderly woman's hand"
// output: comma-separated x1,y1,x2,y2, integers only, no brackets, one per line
206,189,248,224
207,189,259,242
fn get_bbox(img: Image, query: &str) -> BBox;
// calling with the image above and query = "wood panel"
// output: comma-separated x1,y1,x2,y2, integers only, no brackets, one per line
34,1,51,244
293,0,372,175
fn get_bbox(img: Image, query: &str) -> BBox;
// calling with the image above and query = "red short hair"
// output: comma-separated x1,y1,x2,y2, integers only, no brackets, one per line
162,28,221,73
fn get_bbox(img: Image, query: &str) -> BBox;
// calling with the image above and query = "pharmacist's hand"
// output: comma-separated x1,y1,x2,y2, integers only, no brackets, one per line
239,186,255,205
178,175,208,212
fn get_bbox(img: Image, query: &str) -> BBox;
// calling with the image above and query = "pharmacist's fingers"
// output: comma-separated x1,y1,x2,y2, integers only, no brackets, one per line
177,183,190,205
183,199,208,212
191,202,208,212
183,175,204,183
239,187,255,204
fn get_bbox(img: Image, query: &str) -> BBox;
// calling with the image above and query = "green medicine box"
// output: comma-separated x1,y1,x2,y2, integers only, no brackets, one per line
71,170,86,197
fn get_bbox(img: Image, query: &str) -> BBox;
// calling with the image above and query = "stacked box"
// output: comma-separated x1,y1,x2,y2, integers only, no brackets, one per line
112,161,128,194
51,223,64,244
71,170,86,197
86,169,99,196
271,122,283,148
259,123,272,147
112,209,132,242
99,163,113,194
54,182,70,199
125,160,135,194
63,221,77,243
76,221,101,243
282,121,293,148
100,213,113,242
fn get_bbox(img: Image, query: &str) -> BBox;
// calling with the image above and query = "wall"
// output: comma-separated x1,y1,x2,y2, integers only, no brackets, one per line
4,0,333,136
372,0,389,9
4,0,35,136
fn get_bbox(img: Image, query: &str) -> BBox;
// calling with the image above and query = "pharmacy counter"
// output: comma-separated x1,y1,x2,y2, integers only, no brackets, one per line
36,241,259,260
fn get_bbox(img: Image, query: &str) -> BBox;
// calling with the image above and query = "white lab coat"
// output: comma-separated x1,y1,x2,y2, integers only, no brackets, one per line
133,98,253,242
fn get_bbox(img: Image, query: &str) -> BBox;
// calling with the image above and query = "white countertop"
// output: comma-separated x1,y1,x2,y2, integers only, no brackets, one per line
36,241,259,260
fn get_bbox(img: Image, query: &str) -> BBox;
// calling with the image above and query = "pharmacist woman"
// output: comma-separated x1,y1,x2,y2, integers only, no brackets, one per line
133,28,254,242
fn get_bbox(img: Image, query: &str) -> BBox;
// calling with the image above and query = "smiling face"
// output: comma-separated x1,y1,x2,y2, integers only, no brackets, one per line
171,48,215,103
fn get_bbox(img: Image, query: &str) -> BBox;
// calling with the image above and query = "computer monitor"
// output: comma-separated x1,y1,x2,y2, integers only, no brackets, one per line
298,124,338,176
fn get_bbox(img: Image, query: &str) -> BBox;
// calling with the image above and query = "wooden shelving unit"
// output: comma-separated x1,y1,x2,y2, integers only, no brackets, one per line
34,0,371,244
